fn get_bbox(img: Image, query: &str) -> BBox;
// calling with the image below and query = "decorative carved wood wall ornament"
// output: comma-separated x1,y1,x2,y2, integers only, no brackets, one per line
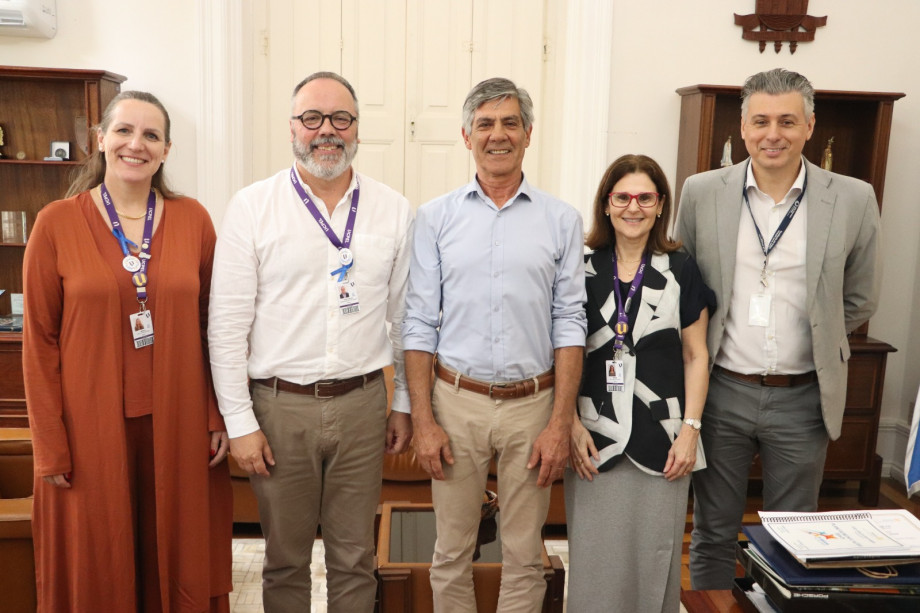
735,0,827,54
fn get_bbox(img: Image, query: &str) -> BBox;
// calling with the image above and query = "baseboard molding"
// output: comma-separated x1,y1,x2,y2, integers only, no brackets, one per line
878,417,912,481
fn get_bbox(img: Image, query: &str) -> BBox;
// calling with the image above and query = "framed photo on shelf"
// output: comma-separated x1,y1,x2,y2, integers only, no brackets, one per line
50,140,70,160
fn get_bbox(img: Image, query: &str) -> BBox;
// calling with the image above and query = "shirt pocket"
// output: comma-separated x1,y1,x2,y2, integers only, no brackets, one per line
352,233,396,288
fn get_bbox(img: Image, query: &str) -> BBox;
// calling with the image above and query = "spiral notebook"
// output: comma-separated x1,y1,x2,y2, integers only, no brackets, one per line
758,509,920,568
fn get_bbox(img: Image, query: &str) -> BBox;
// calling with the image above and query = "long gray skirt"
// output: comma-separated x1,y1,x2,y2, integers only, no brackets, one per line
564,458,690,613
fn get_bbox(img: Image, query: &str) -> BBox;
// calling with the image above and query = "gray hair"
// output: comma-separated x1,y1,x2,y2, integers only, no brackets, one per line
292,71,359,117
462,77,534,134
741,68,815,119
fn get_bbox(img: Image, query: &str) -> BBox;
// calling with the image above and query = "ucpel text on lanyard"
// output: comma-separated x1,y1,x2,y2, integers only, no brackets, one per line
289,166,361,315
743,160,807,288
100,183,156,349
606,252,647,393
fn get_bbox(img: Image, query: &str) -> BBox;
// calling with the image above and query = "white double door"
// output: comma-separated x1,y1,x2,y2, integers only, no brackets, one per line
248,0,548,207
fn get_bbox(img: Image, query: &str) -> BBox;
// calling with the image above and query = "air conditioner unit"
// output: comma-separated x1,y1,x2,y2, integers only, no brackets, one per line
0,0,56,39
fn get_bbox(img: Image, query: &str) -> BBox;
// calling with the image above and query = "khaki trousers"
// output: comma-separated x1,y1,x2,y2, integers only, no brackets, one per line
250,378,387,613
429,377,554,613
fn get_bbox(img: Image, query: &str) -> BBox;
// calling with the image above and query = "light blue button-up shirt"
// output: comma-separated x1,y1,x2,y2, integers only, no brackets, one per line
403,176,587,382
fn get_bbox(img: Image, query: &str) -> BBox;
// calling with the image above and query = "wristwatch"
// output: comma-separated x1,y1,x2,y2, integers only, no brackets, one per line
683,418,702,431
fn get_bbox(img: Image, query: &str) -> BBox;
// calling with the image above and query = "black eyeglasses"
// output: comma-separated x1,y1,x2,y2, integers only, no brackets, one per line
608,192,661,208
291,110,358,130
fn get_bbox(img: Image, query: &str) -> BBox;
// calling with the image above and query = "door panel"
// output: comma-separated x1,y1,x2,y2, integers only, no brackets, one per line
404,0,474,207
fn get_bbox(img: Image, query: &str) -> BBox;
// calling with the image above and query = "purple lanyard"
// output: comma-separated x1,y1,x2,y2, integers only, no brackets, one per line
289,166,359,281
612,251,647,357
100,183,156,304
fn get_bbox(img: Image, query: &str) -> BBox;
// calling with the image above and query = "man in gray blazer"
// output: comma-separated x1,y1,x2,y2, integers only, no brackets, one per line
676,68,881,589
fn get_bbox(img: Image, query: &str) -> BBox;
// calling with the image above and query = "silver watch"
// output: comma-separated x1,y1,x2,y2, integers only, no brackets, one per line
683,418,702,431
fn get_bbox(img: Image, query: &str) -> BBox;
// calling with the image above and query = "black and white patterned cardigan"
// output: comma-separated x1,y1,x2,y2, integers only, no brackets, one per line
578,246,707,474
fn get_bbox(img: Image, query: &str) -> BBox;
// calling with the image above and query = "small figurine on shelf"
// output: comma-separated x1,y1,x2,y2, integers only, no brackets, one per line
720,135,733,167
0,124,5,158
821,136,834,171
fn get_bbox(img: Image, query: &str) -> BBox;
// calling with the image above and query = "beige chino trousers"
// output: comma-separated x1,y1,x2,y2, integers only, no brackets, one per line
429,377,554,613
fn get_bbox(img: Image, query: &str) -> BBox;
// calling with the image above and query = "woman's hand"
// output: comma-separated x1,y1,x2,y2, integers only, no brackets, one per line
570,417,600,481
209,430,230,468
663,425,698,481
43,473,72,489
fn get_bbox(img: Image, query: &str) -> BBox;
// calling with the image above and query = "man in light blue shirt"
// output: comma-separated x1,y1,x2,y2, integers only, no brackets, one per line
403,77,586,613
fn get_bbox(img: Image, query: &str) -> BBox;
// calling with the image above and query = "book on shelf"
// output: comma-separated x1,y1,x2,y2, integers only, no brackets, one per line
758,509,920,569
0,211,27,243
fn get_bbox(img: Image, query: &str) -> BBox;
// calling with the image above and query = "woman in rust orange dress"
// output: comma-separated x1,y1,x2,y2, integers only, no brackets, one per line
23,91,232,612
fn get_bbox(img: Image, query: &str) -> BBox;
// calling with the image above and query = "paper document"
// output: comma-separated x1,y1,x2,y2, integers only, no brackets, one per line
758,509,920,567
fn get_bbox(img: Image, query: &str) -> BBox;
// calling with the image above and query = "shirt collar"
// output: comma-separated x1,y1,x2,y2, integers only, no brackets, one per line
745,157,807,205
464,173,533,209
292,163,359,207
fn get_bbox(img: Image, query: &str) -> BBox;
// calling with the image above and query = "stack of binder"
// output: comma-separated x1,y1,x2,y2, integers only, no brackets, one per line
732,510,920,612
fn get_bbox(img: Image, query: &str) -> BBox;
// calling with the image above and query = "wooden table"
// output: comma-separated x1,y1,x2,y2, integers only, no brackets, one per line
376,502,564,613
681,589,744,613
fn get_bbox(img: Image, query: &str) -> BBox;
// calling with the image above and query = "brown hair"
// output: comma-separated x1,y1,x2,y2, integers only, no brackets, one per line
584,154,681,254
66,91,180,199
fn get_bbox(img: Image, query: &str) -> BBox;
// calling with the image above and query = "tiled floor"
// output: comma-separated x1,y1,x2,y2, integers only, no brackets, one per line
230,538,572,613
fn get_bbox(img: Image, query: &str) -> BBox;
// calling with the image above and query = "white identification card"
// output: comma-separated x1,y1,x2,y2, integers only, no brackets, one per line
606,359,624,392
337,280,360,315
130,310,154,348
749,293,771,327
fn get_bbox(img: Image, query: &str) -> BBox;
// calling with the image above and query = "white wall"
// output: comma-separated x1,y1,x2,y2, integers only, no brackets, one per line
3,0,919,479
0,0,200,198
599,0,920,479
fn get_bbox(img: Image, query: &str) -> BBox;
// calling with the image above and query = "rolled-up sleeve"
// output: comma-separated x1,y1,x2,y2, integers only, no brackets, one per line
402,203,442,354
385,205,414,414
550,209,587,349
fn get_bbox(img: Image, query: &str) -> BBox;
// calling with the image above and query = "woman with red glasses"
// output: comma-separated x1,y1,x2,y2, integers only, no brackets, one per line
565,154,715,612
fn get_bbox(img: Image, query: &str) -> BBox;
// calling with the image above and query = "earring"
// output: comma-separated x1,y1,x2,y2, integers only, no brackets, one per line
657,211,662,218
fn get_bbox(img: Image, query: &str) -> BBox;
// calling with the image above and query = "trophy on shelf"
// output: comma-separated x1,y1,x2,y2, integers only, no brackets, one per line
821,137,834,171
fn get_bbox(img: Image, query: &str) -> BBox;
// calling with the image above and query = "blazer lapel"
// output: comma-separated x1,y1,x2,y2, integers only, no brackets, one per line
804,160,835,312
715,163,746,305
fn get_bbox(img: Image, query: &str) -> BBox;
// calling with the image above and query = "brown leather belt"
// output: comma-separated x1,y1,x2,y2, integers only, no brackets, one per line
252,369,383,398
435,362,554,400
713,365,818,388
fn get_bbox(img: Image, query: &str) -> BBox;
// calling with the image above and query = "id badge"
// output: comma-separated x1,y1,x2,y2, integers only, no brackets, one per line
606,359,624,392
130,310,154,348
748,293,771,327
337,280,360,315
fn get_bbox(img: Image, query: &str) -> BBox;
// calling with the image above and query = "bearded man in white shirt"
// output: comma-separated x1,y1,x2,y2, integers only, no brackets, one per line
209,71,413,612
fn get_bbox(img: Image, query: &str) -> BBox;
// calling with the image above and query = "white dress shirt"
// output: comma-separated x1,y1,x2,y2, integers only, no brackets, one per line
716,160,814,375
209,166,414,437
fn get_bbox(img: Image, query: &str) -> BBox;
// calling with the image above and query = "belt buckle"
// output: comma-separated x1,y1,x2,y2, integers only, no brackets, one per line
314,381,335,399
487,382,509,398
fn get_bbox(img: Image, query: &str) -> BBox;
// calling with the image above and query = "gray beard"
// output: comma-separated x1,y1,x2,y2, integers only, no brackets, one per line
293,137,358,181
